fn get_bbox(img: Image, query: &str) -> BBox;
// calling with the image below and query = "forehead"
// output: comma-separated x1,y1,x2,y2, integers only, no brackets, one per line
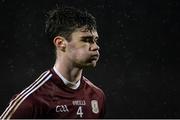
72,26,99,38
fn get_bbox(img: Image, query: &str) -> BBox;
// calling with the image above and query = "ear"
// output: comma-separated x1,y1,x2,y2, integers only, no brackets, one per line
53,36,66,51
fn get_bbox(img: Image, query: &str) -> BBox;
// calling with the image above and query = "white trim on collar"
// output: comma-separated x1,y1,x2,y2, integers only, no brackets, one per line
53,66,80,90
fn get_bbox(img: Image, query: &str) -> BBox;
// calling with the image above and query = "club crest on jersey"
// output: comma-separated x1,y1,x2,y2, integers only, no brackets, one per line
91,100,99,114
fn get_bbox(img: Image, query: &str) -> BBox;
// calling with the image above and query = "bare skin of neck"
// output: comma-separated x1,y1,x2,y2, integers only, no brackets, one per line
54,56,82,83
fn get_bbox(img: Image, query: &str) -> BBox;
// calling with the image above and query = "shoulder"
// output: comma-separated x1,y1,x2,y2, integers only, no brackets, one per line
0,70,54,119
13,69,54,102
82,76,105,97
12,70,54,107
28,69,56,100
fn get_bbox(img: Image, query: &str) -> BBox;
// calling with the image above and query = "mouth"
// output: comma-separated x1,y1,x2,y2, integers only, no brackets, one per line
89,54,99,61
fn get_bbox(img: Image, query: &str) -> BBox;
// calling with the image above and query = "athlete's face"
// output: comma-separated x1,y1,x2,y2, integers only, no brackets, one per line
66,27,100,68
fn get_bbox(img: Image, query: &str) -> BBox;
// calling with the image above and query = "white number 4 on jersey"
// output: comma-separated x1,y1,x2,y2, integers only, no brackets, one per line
77,106,83,118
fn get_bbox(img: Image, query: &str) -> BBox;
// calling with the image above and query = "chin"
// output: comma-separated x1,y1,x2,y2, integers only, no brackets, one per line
86,61,97,68
92,62,97,67
79,62,96,68
77,59,98,68
89,64,96,68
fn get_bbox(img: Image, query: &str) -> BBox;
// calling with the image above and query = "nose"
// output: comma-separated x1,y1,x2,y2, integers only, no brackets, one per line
90,42,100,51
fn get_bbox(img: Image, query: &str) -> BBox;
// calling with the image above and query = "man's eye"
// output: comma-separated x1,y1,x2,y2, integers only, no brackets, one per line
82,38,93,43
82,37,99,44
94,39,98,44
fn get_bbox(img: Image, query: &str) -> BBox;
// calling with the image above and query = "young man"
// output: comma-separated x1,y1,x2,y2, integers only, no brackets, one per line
0,6,105,119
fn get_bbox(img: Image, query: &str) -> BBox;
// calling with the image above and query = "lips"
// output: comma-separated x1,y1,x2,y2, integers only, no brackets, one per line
90,54,99,60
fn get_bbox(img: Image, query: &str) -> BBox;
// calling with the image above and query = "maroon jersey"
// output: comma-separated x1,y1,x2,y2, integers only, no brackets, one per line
0,69,105,119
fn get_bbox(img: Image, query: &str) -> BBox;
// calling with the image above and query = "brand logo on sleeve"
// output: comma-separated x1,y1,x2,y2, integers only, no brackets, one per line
91,100,99,114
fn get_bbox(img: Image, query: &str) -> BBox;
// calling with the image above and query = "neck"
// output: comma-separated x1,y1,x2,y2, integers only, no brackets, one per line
54,57,83,83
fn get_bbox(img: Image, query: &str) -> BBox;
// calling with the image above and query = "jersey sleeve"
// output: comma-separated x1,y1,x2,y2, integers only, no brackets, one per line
11,98,34,118
0,95,35,119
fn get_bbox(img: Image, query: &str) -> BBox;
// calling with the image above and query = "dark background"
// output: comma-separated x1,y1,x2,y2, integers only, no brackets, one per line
0,0,179,118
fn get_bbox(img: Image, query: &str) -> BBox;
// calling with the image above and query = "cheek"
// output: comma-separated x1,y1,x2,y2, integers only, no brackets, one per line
74,48,89,58
68,44,90,59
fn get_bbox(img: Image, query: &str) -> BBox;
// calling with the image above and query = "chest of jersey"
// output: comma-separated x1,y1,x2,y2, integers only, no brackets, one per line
34,76,104,119
46,96,100,118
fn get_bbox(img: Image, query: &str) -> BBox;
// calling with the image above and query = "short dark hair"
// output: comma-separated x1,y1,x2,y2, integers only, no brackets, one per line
45,6,97,41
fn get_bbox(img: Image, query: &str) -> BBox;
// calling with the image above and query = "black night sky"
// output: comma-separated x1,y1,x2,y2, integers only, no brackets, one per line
0,0,179,118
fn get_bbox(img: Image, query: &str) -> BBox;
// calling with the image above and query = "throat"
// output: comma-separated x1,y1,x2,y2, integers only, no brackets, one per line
53,66,82,89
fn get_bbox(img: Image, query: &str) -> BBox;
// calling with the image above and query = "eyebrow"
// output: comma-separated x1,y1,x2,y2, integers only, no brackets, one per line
80,36,99,40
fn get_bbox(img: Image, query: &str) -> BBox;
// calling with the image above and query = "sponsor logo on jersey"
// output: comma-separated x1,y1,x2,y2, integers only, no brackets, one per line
91,100,99,114
72,100,86,106
56,105,69,113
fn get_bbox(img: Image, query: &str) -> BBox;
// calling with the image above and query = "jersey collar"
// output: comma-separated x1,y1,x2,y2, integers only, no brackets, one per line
53,66,80,90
